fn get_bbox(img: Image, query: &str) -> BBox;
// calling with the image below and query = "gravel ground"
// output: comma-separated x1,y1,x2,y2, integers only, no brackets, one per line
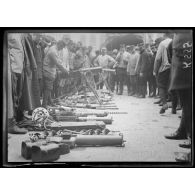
8,91,189,163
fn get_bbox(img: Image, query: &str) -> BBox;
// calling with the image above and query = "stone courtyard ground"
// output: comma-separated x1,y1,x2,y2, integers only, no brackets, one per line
8,90,190,162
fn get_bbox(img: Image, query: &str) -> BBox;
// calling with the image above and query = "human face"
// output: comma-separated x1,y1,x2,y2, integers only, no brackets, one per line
101,49,106,55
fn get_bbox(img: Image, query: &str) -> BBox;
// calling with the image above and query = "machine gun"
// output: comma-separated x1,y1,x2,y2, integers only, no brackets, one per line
54,115,113,124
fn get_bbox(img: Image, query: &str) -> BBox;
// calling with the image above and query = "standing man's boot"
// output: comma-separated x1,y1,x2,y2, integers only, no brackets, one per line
179,139,191,148
164,128,187,140
159,103,168,114
175,152,191,162
8,118,28,134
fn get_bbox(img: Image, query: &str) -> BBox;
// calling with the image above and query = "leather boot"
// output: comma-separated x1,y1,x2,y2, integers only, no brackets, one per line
159,102,163,106
129,92,135,96
138,95,145,98
159,103,168,114
154,99,161,104
8,118,28,134
179,139,191,148
175,152,191,162
164,129,187,140
172,108,177,114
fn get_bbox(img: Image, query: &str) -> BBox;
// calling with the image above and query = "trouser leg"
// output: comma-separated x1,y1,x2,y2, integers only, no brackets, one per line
116,76,119,94
131,76,135,94
130,75,136,94
127,75,131,94
42,89,50,108
42,76,54,108
135,75,139,95
152,75,157,96
112,74,116,92
159,87,167,105
118,69,122,94
171,90,178,110
94,75,99,89
108,73,115,92
155,75,159,96
39,78,43,98
118,68,126,94
178,89,192,138
136,75,140,95
148,74,153,95
139,75,147,97
119,78,124,94
100,81,104,89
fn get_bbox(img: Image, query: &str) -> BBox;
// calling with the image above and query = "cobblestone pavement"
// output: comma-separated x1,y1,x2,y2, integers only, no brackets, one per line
8,91,189,162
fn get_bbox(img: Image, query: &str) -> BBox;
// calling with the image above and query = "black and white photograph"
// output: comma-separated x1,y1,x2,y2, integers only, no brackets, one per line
2,28,193,167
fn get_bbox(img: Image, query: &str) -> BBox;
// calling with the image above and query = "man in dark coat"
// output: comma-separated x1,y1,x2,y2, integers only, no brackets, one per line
164,31,192,162
137,44,153,98
149,45,157,97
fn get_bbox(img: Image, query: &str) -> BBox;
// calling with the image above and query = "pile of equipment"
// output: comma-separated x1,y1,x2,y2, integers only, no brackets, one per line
20,67,128,162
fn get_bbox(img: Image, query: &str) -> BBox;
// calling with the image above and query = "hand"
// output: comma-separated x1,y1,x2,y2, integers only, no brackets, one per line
140,73,143,77
153,72,156,76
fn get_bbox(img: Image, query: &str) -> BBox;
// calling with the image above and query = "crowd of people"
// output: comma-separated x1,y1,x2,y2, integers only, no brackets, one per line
7,32,192,162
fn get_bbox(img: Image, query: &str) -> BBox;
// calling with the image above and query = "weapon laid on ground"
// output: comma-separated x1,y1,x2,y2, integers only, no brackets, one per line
94,107,119,110
64,103,118,110
48,121,106,131
75,134,125,147
49,107,128,117
54,115,113,124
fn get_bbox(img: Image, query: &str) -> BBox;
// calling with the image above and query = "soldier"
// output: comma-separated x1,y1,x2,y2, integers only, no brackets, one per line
164,31,192,162
136,44,153,98
115,44,130,95
127,45,140,96
149,44,158,97
112,49,119,93
42,40,68,108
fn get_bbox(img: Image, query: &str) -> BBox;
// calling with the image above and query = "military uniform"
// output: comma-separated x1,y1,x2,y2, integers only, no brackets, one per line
166,31,192,139
116,51,130,94
42,45,67,107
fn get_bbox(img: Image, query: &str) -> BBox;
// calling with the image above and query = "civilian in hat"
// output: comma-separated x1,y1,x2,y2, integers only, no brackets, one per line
115,45,130,95
149,45,158,97
127,45,140,96
136,44,153,98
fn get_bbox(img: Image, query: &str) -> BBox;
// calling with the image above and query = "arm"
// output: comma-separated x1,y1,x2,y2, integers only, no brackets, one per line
94,56,99,67
134,54,140,73
140,52,146,74
50,51,68,75
136,54,142,75
108,55,116,68
127,55,131,73
115,52,122,63
167,41,173,64
153,43,163,75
